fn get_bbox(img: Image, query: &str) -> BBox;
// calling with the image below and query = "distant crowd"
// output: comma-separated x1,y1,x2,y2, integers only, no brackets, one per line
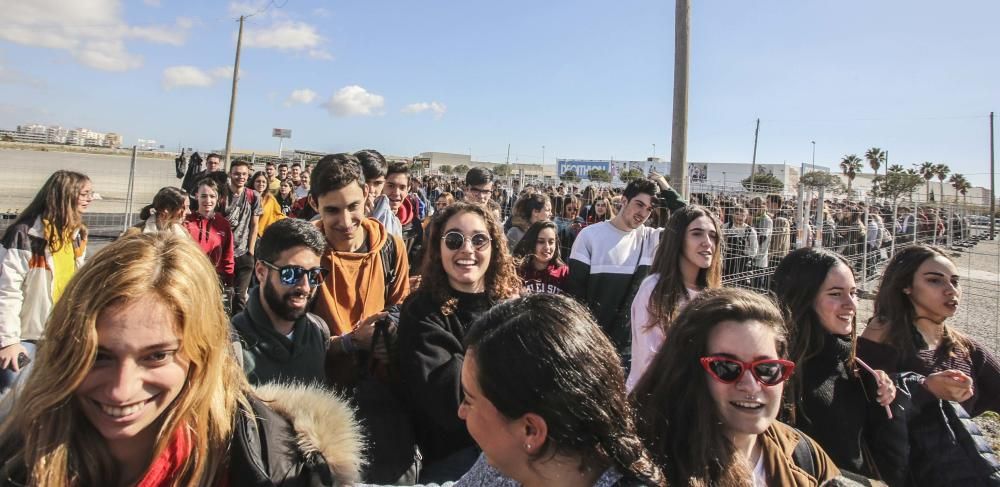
0,149,996,486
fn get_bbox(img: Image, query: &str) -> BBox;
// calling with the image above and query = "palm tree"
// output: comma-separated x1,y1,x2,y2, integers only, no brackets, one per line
865,147,886,178
887,164,905,173
950,173,970,205
840,154,863,200
917,161,936,202
934,163,950,204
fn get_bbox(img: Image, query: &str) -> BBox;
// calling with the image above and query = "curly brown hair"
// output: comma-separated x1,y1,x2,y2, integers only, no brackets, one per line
421,202,521,314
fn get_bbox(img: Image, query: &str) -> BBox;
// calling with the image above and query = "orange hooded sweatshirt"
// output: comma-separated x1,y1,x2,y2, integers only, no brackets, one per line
311,218,410,336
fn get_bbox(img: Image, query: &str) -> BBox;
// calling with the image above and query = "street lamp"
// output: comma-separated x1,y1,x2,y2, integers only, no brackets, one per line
542,145,545,165
652,143,656,159
811,141,816,171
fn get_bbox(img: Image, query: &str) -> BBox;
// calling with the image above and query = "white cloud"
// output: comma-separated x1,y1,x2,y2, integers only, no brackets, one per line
312,7,332,17
143,0,161,6
228,0,268,17
0,0,193,71
402,101,447,119
323,85,385,117
284,88,317,107
245,21,321,50
162,65,233,90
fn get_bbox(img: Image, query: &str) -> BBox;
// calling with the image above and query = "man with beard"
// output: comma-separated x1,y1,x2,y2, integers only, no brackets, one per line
231,218,334,385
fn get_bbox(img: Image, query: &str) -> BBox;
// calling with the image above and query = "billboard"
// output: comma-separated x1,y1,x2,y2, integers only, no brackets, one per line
272,128,292,138
689,163,708,182
557,159,611,178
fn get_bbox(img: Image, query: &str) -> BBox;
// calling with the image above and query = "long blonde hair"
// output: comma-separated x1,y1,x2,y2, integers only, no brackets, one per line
0,233,249,486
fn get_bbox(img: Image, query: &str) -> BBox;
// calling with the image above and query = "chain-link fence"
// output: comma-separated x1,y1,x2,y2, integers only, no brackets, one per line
697,179,998,353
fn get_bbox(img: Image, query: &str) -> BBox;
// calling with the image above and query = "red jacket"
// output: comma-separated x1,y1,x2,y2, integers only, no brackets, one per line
184,212,235,286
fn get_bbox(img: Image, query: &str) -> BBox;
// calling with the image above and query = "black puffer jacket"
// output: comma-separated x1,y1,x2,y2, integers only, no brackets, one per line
231,383,365,486
869,372,1000,486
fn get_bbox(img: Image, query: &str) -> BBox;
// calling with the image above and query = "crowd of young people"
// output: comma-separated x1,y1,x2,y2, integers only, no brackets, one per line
0,154,997,486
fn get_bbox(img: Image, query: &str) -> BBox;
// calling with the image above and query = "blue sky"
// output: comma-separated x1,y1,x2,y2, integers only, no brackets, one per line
1,0,998,187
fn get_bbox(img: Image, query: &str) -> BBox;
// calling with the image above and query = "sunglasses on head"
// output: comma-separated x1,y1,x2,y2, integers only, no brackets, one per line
260,260,329,287
442,231,491,251
700,356,795,387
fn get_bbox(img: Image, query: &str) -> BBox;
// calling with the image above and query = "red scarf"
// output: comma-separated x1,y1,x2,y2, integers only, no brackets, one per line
136,427,191,487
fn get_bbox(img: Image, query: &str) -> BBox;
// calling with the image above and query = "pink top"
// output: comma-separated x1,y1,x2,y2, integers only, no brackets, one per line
626,273,700,391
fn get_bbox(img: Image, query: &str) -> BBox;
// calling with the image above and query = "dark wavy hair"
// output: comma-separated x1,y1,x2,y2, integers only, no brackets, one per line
871,244,970,360
140,186,187,221
465,294,664,485
512,220,565,270
645,205,722,332
4,170,90,252
770,247,855,423
631,288,788,486
421,203,520,315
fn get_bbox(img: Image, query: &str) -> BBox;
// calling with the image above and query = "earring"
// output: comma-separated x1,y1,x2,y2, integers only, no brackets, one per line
525,444,532,450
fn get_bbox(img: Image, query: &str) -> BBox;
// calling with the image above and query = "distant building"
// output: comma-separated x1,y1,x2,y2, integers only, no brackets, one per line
104,133,123,148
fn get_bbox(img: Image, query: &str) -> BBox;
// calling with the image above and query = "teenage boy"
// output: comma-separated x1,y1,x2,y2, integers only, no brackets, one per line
226,159,262,314
567,173,686,359
463,167,494,205
307,154,409,366
383,162,424,273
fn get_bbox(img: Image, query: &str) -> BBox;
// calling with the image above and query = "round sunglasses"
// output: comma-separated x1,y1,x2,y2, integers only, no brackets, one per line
442,231,491,251
260,260,329,287
700,356,795,387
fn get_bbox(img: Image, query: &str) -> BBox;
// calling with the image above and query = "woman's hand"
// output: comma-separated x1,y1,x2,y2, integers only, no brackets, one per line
873,369,896,407
923,369,974,402
0,343,29,372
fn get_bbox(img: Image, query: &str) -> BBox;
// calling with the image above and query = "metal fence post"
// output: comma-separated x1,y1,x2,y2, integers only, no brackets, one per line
814,187,825,248
122,145,138,232
862,202,870,291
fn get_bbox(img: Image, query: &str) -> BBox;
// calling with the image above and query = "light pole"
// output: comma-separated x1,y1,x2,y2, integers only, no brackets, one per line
652,143,656,159
811,141,816,171
542,145,545,165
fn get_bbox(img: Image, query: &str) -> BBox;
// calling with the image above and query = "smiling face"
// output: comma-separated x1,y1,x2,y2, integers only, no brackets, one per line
442,211,492,293
230,165,249,190
252,175,269,194
813,263,857,335
383,172,409,212
681,216,718,271
906,255,961,322
311,183,367,249
256,246,321,322
533,227,557,265
195,184,218,215
705,320,783,442
75,296,189,451
616,193,654,230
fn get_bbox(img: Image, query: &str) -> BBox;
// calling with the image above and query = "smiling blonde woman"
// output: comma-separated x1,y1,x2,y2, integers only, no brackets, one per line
0,233,362,487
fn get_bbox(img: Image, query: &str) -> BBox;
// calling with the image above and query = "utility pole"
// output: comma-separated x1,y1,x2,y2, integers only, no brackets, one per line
669,0,691,197
990,111,996,239
750,118,760,193
224,15,245,170
811,140,816,171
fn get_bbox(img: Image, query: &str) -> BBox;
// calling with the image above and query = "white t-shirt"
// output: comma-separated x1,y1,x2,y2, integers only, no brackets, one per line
625,273,700,391
752,451,767,487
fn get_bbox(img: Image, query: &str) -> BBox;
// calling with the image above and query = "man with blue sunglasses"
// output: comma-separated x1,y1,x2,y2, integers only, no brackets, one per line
231,218,333,386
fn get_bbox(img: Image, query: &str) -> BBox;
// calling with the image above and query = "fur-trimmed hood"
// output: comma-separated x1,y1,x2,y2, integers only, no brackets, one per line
229,383,365,486
254,383,365,484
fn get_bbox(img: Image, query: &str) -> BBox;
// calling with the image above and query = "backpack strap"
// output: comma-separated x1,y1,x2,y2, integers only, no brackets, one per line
791,428,817,478
380,235,398,304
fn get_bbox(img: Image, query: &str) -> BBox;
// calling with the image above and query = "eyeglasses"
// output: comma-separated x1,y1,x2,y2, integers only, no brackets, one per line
260,260,329,287
700,356,795,387
442,231,491,251
468,187,492,196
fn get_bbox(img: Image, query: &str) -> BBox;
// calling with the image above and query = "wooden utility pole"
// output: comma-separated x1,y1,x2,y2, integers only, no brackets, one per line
669,0,690,197
224,15,245,170
749,118,760,193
